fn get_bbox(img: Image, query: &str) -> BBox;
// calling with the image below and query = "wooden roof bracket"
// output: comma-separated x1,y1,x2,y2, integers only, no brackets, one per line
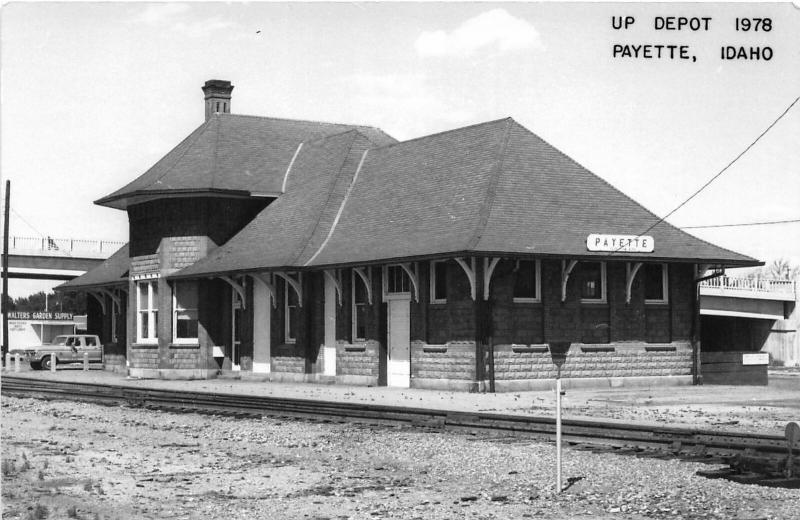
483,257,501,301
87,291,107,315
250,273,277,309
324,269,343,306
454,257,477,301
219,276,247,310
274,272,303,308
97,287,122,315
399,263,419,302
625,262,643,304
561,260,578,302
353,267,373,305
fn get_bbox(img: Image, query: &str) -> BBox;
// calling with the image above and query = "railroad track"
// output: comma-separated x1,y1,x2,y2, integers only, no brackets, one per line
2,375,798,487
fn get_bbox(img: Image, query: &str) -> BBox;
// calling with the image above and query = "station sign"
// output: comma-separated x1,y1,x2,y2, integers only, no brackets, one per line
8,311,74,321
586,234,654,253
741,353,769,366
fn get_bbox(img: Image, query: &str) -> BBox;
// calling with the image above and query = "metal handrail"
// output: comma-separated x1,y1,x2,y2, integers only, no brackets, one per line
699,276,796,294
2,235,125,255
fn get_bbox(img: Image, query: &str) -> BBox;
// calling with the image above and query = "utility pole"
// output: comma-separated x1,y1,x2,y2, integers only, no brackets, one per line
2,180,10,360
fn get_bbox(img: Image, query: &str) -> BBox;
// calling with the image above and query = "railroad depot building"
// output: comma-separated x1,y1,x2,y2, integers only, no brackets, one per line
58,80,759,391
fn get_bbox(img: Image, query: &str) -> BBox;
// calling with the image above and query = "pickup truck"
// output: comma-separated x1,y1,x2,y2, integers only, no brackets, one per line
11,334,103,370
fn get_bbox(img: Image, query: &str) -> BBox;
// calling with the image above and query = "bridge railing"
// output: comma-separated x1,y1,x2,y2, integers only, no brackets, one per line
700,276,796,298
3,235,125,258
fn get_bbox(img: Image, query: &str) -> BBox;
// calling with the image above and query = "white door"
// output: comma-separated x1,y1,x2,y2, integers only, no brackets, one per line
387,298,411,387
323,275,337,376
252,280,271,374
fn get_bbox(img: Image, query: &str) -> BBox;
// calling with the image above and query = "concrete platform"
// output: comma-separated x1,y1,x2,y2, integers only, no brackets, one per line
3,364,798,436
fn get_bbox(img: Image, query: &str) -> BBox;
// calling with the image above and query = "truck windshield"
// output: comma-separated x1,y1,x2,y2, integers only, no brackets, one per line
51,336,69,345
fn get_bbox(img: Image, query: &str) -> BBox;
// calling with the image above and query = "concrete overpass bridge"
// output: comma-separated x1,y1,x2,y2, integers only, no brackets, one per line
700,276,796,320
700,276,799,367
2,236,125,280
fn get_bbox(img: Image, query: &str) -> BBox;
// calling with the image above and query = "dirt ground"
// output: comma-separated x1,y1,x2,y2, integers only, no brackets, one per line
2,393,799,520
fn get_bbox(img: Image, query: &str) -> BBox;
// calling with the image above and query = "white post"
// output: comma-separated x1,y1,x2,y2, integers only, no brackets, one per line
556,375,562,494
5,353,10,370
50,353,56,373
14,353,20,372
83,351,89,371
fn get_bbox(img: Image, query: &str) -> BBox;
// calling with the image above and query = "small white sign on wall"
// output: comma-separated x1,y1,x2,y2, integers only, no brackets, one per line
742,353,769,365
587,234,654,253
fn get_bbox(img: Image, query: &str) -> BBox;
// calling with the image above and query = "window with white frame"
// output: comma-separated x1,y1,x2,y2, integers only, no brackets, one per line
644,263,669,304
136,280,159,343
352,271,368,341
513,260,541,302
430,260,448,303
384,265,410,296
173,281,199,343
284,279,298,343
577,262,607,303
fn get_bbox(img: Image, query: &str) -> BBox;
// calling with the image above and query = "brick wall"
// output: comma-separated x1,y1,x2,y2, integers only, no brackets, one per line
337,340,380,377
167,346,203,370
410,340,476,380
129,346,158,369
127,198,269,257
489,342,692,380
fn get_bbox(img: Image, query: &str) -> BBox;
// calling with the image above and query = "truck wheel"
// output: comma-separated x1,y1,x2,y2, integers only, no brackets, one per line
41,356,53,370
30,361,42,370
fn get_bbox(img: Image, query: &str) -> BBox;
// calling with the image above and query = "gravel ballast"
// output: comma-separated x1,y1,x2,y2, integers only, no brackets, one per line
2,396,798,520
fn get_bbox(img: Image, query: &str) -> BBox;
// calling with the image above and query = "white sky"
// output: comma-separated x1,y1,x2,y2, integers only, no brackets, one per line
1,2,799,297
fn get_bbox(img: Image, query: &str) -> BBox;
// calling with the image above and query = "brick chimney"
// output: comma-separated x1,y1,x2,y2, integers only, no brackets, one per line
202,80,234,121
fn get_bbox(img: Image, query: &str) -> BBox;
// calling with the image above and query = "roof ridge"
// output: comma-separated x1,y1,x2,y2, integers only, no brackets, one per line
210,116,222,190
289,132,363,265
374,117,513,152
215,112,388,134
141,117,215,193
466,119,514,250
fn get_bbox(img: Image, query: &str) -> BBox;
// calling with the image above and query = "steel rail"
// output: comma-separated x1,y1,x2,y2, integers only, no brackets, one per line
2,376,797,461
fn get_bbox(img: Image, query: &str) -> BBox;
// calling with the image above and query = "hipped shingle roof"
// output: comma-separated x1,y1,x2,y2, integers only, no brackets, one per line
55,244,130,291
171,117,757,280
95,114,395,210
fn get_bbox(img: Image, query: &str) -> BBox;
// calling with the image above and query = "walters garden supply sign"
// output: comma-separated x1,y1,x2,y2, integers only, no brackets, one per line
8,311,74,321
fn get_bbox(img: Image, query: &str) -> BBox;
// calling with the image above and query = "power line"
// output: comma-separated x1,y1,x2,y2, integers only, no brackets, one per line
612,95,799,254
681,218,800,229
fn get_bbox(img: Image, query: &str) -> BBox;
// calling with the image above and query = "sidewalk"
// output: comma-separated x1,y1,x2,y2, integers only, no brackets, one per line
3,365,798,435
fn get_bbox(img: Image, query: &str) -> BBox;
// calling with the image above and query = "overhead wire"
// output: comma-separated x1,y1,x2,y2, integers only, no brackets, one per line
611,95,800,255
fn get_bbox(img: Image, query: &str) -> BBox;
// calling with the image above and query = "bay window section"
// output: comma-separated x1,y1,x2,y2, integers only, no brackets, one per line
173,281,199,343
136,280,159,343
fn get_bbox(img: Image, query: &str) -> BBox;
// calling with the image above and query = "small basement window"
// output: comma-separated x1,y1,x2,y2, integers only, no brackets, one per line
513,260,541,302
644,263,669,304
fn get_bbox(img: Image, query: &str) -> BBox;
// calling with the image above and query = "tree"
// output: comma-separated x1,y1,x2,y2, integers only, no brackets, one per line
763,258,800,281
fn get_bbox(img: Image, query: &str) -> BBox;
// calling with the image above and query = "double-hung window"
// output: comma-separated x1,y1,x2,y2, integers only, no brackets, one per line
285,279,298,343
352,271,368,341
578,262,607,303
173,281,199,343
137,280,159,343
430,260,448,304
644,263,669,304
513,260,541,302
